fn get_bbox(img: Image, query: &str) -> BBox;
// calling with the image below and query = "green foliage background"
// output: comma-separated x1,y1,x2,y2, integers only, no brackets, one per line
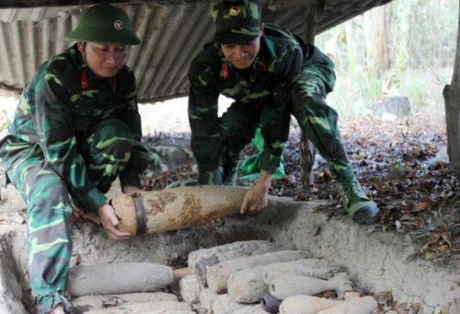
315,0,458,121
0,0,458,133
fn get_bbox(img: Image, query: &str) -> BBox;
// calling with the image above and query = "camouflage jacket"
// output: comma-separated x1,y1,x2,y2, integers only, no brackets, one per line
0,44,142,211
188,23,335,172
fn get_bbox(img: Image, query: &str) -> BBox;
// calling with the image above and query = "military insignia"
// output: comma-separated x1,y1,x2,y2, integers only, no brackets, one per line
229,6,241,16
114,20,124,30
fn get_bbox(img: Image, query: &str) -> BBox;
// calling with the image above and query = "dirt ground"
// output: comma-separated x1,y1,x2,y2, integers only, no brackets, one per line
0,92,459,313
133,97,460,271
0,94,458,270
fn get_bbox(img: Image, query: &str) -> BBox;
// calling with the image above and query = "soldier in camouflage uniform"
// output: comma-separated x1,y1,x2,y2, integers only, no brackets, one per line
0,4,152,314
188,0,379,224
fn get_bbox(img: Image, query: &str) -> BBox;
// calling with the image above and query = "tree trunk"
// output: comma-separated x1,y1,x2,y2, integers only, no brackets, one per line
344,18,359,71
443,1,460,175
300,4,319,190
372,6,390,71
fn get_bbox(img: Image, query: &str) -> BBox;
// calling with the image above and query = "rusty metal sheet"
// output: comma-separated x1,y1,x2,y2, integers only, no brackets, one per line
0,0,392,102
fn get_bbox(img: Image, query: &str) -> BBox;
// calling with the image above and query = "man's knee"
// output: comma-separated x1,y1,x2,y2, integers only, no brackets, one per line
220,119,255,146
88,119,136,158
29,186,70,217
92,119,133,141
27,172,69,207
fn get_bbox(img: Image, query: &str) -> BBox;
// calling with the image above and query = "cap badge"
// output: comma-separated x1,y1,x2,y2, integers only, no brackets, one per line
229,6,241,16
113,20,124,30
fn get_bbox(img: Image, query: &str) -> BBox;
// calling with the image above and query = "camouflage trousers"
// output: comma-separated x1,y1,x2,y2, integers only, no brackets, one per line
0,119,149,314
192,67,355,185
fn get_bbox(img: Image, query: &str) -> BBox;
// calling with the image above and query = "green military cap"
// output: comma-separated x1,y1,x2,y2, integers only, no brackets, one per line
211,0,262,44
66,3,141,45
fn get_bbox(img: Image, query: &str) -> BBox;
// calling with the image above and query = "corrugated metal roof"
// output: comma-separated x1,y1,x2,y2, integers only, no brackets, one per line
0,0,392,102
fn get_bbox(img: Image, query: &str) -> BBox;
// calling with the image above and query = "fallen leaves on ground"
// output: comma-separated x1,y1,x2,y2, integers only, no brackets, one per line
276,114,459,267
142,114,459,268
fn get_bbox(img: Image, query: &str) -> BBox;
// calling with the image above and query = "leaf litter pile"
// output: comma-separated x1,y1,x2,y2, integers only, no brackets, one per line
142,114,459,269
284,115,459,266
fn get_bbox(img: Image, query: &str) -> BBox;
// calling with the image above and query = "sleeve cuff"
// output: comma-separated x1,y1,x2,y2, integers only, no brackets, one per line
74,187,107,213
119,168,142,190
259,152,281,174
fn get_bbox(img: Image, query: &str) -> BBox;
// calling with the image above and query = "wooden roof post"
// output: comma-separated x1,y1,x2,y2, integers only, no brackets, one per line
299,3,319,191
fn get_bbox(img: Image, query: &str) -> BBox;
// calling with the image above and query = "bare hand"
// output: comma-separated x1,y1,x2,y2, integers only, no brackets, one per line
70,197,101,225
50,305,65,314
98,203,132,240
240,171,272,214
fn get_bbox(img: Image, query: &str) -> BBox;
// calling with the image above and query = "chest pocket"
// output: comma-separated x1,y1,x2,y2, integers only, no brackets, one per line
71,94,98,134
248,73,274,109
71,87,120,135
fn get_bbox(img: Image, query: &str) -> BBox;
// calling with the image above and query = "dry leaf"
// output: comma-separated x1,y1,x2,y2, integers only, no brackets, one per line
440,234,452,248
412,201,431,212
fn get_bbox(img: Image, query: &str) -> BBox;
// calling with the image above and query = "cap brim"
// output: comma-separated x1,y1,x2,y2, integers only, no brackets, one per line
215,32,260,45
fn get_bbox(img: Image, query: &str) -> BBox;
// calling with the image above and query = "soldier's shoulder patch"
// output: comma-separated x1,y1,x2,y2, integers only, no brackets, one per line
47,53,74,77
189,45,221,80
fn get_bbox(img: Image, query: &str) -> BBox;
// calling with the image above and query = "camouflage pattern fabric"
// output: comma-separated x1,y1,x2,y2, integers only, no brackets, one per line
0,44,151,313
211,0,262,44
188,23,356,185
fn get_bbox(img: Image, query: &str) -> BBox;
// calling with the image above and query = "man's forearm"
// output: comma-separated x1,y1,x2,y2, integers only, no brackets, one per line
255,170,272,191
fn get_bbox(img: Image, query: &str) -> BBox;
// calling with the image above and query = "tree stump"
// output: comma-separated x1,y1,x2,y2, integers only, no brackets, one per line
373,96,411,118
